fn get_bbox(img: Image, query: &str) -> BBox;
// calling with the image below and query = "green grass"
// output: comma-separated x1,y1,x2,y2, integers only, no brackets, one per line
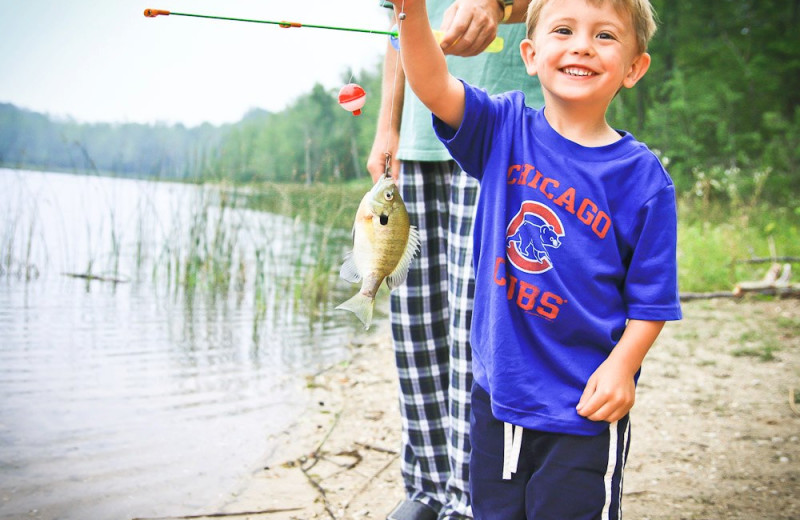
776,316,800,335
243,179,371,231
677,201,800,293
730,329,781,362
731,344,779,362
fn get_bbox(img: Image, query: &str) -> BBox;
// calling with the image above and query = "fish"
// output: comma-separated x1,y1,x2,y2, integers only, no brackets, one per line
336,176,420,330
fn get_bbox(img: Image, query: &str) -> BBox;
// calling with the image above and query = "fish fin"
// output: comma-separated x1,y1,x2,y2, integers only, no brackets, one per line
339,251,361,283
336,292,374,330
386,225,421,290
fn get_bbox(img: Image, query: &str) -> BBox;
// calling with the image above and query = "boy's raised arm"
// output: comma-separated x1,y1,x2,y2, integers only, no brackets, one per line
387,0,466,130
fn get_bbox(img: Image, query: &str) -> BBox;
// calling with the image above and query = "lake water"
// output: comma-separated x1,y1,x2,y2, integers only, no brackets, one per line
0,170,362,520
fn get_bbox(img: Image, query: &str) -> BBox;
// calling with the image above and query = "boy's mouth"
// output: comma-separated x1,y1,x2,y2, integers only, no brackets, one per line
561,67,596,77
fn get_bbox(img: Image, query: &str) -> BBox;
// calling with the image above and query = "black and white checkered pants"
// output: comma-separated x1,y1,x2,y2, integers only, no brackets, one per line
391,160,477,519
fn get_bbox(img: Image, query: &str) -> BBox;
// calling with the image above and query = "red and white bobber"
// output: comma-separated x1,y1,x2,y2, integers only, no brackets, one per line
338,83,366,116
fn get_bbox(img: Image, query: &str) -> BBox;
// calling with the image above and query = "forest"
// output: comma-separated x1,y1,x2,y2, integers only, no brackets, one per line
1,0,798,205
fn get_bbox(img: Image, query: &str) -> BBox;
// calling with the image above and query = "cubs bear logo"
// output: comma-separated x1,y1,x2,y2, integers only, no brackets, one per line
506,201,565,274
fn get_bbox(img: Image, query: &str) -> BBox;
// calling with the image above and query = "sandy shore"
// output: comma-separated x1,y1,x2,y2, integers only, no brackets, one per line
161,298,799,520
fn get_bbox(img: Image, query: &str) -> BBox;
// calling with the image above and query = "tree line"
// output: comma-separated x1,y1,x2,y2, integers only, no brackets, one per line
0,65,382,184
0,102,226,179
1,0,798,203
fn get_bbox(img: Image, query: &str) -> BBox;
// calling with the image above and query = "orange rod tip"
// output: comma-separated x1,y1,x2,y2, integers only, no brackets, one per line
278,21,302,28
144,8,170,17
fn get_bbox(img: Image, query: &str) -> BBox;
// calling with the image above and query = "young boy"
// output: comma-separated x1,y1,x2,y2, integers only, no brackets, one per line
385,0,682,518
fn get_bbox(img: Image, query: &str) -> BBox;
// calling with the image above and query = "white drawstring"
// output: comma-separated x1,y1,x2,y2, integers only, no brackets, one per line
502,422,524,480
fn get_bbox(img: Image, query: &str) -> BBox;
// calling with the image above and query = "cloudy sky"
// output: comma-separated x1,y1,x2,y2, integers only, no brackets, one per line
0,0,390,126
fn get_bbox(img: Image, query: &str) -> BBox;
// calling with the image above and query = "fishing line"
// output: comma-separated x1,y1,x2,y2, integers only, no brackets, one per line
384,1,407,179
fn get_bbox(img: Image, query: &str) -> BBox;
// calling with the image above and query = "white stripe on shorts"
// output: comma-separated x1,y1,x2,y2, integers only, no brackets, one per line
602,420,619,519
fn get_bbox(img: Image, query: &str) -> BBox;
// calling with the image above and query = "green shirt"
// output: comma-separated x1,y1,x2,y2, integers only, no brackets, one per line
382,0,544,161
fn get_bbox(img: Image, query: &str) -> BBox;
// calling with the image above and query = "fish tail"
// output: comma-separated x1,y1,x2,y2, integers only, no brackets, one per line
336,293,374,330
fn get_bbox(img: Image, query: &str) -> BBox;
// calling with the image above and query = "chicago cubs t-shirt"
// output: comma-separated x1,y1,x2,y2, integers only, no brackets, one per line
434,82,682,436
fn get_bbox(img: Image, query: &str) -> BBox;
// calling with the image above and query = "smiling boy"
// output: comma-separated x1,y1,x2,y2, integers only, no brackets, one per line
385,0,681,518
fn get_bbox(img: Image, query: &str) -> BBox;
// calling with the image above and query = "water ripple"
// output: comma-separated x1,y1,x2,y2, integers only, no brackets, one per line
0,170,360,520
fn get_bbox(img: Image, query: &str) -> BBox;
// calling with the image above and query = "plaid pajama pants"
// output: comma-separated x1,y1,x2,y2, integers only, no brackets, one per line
391,160,477,520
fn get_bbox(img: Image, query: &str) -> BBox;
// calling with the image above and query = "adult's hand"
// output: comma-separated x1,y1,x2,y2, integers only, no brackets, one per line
367,128,401,182
438,0,504,56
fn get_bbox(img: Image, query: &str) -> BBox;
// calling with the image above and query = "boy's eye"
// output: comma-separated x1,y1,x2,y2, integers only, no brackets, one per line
597,32,616,40
554,27,572,35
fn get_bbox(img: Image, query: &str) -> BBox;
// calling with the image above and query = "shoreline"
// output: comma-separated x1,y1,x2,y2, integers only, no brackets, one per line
163,298,798,520
210,319,405,520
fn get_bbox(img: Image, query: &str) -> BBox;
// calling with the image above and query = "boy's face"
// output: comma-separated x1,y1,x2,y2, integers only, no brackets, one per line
520,0,650,111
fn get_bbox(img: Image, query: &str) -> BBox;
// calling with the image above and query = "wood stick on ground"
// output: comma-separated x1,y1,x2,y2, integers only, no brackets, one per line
354,441,399,455
341,453,400,514
733,256,800,265
680,291,738,301
300,463,337,520
130,507,303,520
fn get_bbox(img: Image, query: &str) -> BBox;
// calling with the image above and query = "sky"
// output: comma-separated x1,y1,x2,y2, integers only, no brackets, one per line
0,0,391,127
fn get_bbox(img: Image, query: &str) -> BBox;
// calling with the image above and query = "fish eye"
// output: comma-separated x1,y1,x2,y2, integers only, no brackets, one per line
384,191,394,201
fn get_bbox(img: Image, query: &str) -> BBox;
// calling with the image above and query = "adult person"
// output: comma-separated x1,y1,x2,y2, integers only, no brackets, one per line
366,1,542,519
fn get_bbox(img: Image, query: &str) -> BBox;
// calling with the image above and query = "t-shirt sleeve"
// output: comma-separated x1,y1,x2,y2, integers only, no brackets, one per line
432,81,501,180
624,184,683,321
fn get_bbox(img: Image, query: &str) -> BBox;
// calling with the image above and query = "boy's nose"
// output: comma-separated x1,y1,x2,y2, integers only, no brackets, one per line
570,34,595,55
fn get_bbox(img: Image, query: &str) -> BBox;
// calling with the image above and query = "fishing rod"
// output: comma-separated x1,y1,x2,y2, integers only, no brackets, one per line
144,8,397,37
143,8,503,53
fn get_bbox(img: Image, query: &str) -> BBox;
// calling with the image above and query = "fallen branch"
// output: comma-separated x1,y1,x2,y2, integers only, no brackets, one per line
680,291,738,301
733,283,800,298
130,507,303,520
300,463,337,520
288,408,345,520
733,256,800,265
354,441,399,455
342,453,400,514
727,262,800,298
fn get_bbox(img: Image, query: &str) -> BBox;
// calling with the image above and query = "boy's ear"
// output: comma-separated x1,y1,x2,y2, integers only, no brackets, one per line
622,52,651,89
519,39,538,77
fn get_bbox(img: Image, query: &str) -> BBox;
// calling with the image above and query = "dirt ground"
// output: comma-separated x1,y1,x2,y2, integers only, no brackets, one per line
172,298,799,520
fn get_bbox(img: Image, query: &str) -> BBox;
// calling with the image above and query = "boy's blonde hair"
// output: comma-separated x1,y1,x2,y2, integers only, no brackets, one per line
525,0,657,53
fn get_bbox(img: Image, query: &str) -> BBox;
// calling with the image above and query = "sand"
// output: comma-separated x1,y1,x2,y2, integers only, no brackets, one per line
151,298,800,520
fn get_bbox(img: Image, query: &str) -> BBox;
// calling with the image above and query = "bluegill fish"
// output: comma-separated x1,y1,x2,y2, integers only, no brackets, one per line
337,177,420,329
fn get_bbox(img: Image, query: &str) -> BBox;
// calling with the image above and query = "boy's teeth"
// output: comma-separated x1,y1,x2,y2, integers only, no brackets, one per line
564,67,593,76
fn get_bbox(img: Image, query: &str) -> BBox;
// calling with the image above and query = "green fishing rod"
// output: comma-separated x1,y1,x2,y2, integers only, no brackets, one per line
143,8,504,53
144,8,397,36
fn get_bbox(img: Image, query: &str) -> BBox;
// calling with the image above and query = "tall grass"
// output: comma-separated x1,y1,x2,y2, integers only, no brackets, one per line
5,169,797,300
1,174,366,331
243,179,370,230
140,181,362,318
1,186,43,280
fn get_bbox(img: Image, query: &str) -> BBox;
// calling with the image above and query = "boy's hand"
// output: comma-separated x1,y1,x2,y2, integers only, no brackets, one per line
576,320,664,423
439,0,503,56
576,357,637,423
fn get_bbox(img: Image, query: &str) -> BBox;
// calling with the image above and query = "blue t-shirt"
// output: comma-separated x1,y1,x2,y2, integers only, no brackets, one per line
434,82,682,436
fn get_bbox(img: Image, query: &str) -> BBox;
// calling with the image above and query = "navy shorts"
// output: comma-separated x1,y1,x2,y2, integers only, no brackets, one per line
469,383,631,520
